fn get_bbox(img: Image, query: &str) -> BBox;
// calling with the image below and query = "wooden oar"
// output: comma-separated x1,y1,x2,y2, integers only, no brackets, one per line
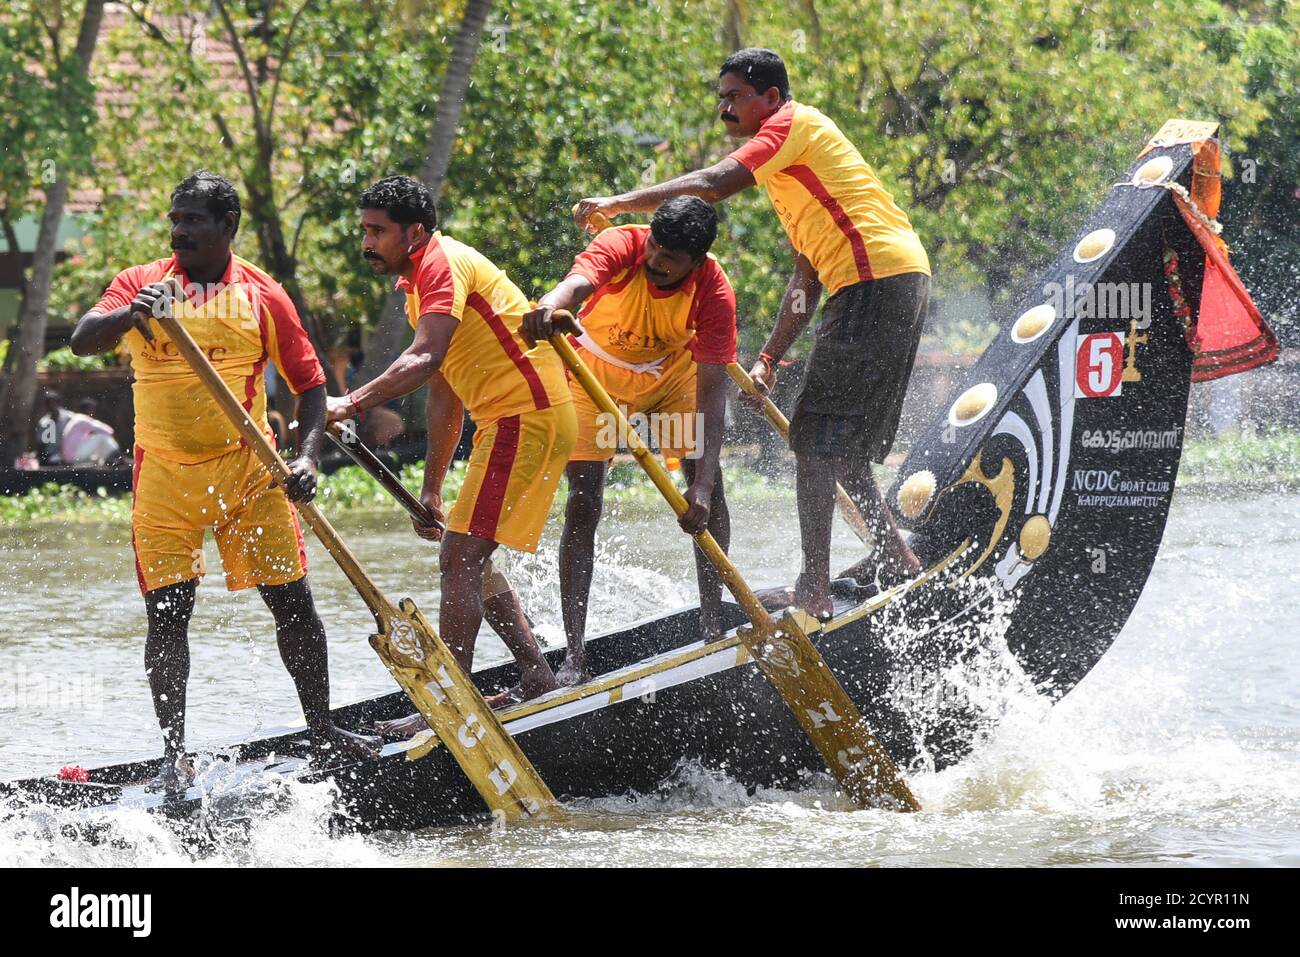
149,299,559,823
326,423,443,529
324,422,515,602
726,362,877,551
548,313,919,811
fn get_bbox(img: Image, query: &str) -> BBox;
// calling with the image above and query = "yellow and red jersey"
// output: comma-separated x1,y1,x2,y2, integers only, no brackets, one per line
728,100,930,294
93,254,325,464
568,225,737,365
398,232,570,424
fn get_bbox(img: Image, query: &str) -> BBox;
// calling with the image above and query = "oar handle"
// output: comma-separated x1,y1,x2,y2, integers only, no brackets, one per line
572,203,614,234
726,361,791,439
326,423,444,530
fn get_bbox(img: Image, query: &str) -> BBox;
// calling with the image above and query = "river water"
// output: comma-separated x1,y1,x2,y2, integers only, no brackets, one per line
1,483,1296,866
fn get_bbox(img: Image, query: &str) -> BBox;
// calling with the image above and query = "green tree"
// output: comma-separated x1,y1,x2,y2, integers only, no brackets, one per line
357,0,495,385
55,1,466,390
43,0,1284,395
701,0,1267,350
0,0,106,459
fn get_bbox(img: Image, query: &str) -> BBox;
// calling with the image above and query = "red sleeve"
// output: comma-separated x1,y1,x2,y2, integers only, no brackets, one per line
92,263,162,314
415,242,457,316
688,261,738,365
727,101,796,173
568,226,643,288
258,278,326,394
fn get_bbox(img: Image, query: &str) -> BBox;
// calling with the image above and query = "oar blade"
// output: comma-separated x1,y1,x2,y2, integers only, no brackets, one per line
552,328,917,811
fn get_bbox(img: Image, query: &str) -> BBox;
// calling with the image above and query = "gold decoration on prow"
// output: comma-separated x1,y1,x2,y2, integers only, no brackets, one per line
897,470,936,519
1012,304,1057,344
1073,228,1116,263
1123,317,1148,383
950,382,997,427
926,451,1015,580
1019,514,1052,561
1133,155,1173,186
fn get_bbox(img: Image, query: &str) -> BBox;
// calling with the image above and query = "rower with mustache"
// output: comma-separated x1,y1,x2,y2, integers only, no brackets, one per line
521,197,738,684
328,175,574,721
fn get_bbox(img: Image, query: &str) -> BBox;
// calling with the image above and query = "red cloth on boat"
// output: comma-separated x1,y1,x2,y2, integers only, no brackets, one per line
1171,190,1280,382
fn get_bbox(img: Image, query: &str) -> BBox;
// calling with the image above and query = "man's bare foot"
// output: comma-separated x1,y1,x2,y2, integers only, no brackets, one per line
792,574,834,622
484,685,524,709
485,674,558,709
755,584,796,613
830,576,879,601
311,724,383,765
145,755,195,794
555,655,591,688
373,712,429,742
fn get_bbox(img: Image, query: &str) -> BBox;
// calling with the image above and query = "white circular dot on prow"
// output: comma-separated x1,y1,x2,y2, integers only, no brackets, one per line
1132,155,1173,187
1011,304,1057,344
948,382,998,428
1073,228,1116,264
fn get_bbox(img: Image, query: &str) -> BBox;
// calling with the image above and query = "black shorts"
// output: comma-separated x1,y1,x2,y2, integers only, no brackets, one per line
788,272,930,464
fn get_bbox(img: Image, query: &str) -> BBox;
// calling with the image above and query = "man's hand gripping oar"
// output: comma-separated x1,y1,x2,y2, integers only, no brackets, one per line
545,308,919,812
147,289,561,824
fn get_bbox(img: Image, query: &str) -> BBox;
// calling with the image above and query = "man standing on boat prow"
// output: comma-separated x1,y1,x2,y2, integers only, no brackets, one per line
328,175,574,733
522,198,738,685
70,171,381,791
575,48,930,620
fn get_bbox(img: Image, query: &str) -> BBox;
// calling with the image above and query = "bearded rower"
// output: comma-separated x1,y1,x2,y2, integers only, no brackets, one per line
327,175,575,737
70,171,380,790
575,48,931,620
521,197,738,684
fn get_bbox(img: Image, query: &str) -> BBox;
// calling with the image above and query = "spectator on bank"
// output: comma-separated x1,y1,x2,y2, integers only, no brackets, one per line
37,389,121,465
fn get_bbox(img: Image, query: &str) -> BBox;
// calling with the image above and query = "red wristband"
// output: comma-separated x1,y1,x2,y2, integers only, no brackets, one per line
347,392,363,417
758,352,777,375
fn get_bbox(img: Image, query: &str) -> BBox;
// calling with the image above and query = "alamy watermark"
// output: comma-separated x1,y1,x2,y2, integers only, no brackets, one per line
0,666,103,715
1042,276,1153,323
594,409,705,459
50,887,151,937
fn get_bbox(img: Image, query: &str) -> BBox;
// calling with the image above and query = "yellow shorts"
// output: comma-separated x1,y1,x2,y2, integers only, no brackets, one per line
447,402,577,552
569,346,699,462
131,444,307,594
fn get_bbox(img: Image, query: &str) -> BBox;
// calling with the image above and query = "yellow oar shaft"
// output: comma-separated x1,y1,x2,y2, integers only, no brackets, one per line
726,362,876,550
153,306,558,822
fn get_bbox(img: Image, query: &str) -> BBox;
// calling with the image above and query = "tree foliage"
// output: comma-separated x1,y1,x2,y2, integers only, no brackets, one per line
39,0,1294,370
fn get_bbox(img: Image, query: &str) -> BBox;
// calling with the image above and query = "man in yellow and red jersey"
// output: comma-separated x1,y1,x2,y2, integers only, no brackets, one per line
70,171,379,790
520,197,737,684
575,48,929,620
326,175,572,724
